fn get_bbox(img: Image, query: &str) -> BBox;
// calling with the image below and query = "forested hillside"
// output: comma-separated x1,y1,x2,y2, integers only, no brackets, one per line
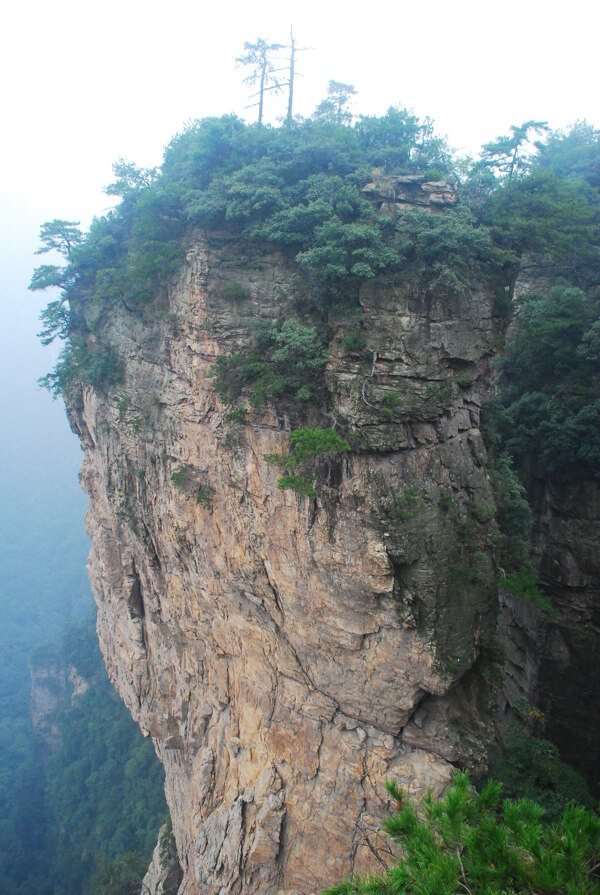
0,610,167,895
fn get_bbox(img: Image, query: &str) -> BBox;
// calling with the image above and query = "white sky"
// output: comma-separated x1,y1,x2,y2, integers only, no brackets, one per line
2,0,598,232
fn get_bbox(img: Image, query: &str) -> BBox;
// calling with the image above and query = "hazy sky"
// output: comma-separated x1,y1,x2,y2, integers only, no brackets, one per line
2,0,599,232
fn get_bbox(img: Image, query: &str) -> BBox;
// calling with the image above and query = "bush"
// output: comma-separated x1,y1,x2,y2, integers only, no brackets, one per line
211,318,329,407
326,770,600,895
388,485,421,520
170,464,189,489
220,281,248,301
265,427,350,497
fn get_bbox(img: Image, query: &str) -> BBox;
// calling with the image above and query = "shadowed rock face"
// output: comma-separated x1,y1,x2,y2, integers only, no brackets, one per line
494,266,600,796
498,479,600,793
68,236,500,895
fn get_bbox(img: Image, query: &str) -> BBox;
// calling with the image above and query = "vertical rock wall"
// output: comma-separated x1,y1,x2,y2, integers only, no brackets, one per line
69,236,501,894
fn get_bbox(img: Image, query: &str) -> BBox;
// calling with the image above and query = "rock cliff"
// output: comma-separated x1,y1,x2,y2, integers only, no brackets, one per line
29,650,66,752
67,228,503,895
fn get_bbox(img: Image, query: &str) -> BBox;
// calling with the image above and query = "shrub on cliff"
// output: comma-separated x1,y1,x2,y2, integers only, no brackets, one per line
327,771,600,895
264,427,350,498
211,317,329,406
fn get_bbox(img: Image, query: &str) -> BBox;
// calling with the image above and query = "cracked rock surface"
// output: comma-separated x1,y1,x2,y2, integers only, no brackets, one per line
68,236,498,894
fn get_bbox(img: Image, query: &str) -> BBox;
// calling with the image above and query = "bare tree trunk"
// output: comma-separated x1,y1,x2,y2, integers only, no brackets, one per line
286,26,295,125
258,59,266,124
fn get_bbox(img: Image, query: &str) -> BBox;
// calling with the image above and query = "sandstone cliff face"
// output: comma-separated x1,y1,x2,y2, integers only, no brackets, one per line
68,235,500,895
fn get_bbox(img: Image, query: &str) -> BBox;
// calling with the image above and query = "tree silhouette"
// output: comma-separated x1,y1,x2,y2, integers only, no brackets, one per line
313,81,357,126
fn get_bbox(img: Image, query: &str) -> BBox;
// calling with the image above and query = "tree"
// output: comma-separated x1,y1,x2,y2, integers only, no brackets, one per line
283,26,310,125
237,38,284,124
326,771,600,895
286,26,297,125
29,221,82,344
34,219,82,258
104,159,156,198
480,120,549,179
313,81,357,126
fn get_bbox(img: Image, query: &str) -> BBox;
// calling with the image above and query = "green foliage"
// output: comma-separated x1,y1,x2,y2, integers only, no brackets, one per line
483,170,598,269
487,454,532,571
503,567,556,617
454,372,472,389
327,770,600,895
1,611,167,895
212,318,329,406
32,108,458,393
118,394,131,419
341,330,366,352
438,491,454,512
395,205,492,299
226,407,248,423
490,725,594,821
170,464,189,488
90,852,147,895
39,342,123,398
285,427,350,462
265,427,350,497
479,120,550,179
277,473,317,499
313,81,357,126
355,107,450,172
380,391,400,418
195,484,213,508
35,219,83,258
236,39,284,125
220,280,249,301
483,282,600,479
388,485,421,521
539,120,600,190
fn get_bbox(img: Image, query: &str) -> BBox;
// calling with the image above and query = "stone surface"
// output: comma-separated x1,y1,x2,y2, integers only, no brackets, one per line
361,174,458,214
495,264,600,792
141,824,183,895
68,234,500,894
497,478,600,790
29,653,66,752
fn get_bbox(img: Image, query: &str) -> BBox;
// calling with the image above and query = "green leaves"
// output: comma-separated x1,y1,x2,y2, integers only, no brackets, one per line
479,120,550,179
328,771,600,895
484,283,600,479
211,318,329,407
35,219,83,258
395,205,492,298
264,427,350,498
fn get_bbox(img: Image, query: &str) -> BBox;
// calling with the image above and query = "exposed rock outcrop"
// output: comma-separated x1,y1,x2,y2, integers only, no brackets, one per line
29,650,66,752
70,233,500,893
141,824,183,895
68,234,501,894
498,479,600,790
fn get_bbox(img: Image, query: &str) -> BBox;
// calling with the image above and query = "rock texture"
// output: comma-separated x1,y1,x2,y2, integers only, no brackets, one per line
29,651,66,752
361,174,458,216
142,824,183,895
68,234,501,894
495,264,600,793
498,479,600,790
